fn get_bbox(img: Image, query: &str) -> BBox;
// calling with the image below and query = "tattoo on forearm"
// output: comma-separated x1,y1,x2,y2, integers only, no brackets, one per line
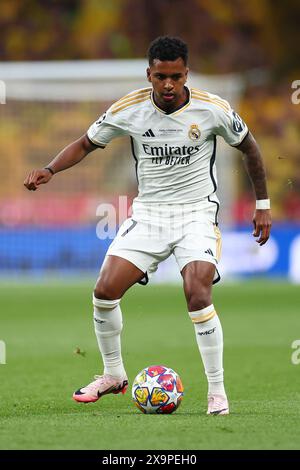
243,151,268,200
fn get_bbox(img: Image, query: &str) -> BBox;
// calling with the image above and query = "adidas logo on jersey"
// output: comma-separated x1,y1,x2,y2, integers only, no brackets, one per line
142,129,155,137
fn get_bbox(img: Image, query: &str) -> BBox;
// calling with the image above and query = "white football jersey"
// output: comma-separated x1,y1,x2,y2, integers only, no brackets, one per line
87,87,248,205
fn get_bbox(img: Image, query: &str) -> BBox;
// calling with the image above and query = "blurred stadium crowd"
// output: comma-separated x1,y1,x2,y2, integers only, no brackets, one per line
1,0,299,225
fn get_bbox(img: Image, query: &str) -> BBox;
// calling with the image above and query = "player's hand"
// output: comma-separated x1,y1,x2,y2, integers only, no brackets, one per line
252,209,272,246
23,169,53,191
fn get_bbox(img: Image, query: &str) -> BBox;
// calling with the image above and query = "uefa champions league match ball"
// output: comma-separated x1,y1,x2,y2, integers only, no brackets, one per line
132,365,184,414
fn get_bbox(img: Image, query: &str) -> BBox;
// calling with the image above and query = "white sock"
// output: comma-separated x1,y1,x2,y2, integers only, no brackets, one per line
93,296,126,378
189,305,226,396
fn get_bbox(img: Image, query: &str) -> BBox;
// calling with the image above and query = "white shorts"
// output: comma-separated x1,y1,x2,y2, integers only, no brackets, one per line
106,198,221,284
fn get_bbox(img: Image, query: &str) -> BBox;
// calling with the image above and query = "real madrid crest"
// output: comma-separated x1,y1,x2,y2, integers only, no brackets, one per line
188,124,201,140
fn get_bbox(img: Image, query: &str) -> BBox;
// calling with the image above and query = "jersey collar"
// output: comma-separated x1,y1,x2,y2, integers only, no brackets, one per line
150,86,191,116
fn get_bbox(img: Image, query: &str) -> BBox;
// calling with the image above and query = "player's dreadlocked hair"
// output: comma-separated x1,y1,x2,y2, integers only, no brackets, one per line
147,36,188,66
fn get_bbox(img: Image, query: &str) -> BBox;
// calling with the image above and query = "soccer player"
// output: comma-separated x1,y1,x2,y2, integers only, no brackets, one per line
24,36,271,415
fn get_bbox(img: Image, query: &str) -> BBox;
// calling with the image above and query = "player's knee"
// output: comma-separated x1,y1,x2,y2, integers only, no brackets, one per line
93,282,121,308
93,294,121,310
93,283,120,302
185,286,212,311
188,297,211,312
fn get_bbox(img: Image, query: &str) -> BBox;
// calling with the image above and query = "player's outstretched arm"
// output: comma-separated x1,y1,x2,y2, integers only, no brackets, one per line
236,132,272,246
24,134,98,191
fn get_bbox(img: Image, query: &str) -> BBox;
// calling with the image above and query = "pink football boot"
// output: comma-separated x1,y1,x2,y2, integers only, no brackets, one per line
207,393,229,415
73,374,128,403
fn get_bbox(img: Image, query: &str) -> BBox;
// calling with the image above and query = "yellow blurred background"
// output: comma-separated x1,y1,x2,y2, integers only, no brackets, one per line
1,0,299,224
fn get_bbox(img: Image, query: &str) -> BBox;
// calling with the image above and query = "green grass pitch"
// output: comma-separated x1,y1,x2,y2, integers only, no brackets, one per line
0,280,299,450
